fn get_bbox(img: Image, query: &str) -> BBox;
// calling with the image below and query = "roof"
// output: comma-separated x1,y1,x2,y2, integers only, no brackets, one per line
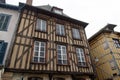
0,3,19,10
88,24,118,42
37,5,69,17
19,3,88,28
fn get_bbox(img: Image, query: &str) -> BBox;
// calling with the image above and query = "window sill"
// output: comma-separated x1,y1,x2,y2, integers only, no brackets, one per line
31,62,47,65
73,38,82,41
57,64,70,66
56,34,66,37
0,29,7,31
35,30,47,33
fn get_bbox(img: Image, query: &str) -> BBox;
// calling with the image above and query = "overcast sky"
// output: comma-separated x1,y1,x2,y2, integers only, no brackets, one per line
6,0,120,38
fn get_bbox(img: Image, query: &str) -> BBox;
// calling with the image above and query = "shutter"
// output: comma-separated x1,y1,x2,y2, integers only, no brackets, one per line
0,42,8,64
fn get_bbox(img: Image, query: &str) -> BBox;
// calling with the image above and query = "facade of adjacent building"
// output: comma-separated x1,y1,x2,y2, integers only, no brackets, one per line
0,3,20,80
89,24,120,80
2,1,95,80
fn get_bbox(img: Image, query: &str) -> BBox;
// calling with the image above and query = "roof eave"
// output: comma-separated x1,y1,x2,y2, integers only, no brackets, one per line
19,3,88,28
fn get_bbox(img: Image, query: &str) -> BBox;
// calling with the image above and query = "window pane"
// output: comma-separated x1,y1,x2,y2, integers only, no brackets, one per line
57,45,67,64
72,28,80,39
39,58,45,62
33,41,46,63
40,52,44,57
36,19,46,32
56,24,65,35
76,48,86,66
34,57,38,62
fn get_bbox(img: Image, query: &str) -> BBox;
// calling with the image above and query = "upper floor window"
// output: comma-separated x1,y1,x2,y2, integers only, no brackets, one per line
57,45,67,65
103,41,109,50
72,28,80,39
76,48,86,66
0,41,8,64
0,14,11,31
56,24,65,36
33,41,46,63
113,39,120,48
52,7,63,15
36,19,47,32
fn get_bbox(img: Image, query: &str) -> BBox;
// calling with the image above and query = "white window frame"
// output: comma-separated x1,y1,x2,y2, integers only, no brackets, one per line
36,19,46,32
54,9,62,15
76,48,86,66
72,28,80,39
56,24,65,36
0,13,11,31
33,41,46,63
57,45,67,64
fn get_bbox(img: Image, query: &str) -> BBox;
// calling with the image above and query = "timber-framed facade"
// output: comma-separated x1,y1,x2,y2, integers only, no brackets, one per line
3,3,94,80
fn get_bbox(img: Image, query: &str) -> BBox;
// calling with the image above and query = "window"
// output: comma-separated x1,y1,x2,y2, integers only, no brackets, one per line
36,19,46,32
56,24,65,36
57,45,67,64
53,77,65,80
109,60,117,70
113,39,120,48
0,41,8,64
72,28,80,39
28,77,43,80
54,9,62,15
76,48,86,66
33,41,46,63
0,14,11,31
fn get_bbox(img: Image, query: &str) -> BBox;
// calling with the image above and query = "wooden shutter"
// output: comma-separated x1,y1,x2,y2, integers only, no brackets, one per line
0,41,8,64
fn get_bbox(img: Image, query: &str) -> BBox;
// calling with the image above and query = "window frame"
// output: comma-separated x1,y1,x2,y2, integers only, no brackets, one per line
36,18,47,32
0,13,11,31
56,23,65,36
113,38,120,48
32,41,46,63
72,28,81,40
57,44,68,65
76,47,87,67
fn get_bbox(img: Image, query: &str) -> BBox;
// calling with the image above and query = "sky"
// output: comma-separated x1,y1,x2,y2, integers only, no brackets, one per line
6,0,120,38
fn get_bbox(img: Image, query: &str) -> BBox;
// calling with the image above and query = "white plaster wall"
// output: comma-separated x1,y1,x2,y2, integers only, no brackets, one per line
0,7,20,65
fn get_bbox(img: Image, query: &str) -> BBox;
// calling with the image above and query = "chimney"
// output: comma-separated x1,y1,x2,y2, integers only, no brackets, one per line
26,0,33,5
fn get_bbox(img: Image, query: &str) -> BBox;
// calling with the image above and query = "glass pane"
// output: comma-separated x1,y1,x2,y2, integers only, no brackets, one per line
42,20,46,31
40,52,44,57
63,55,67,60
34,57,38,62
35,41,39,46
57,50,61,54
35,47,39,51
40,47,44,51
63,60,67,64
36,19,41,30
58,60,62,64
58,55,61,59
57,45,61,49
40,58,45,62
34,52,39,56
41,42,45,46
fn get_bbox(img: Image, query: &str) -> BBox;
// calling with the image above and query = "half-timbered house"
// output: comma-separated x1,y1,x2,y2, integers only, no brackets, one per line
3,0,94,80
